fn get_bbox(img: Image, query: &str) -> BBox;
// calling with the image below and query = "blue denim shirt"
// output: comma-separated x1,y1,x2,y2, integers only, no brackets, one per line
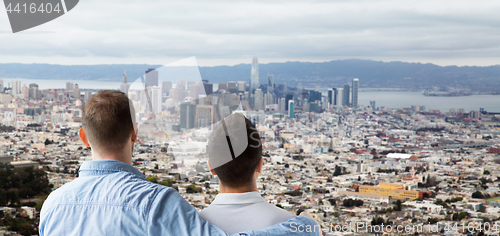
40,160,318,236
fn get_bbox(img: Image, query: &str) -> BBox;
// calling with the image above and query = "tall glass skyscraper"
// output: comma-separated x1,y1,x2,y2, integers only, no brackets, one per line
145,68,159,87
250,57,259,94
267,74,274,94
352,78,359,107
342,84,350,106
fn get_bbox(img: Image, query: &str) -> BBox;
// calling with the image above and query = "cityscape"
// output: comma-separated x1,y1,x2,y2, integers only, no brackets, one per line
1,57,500,235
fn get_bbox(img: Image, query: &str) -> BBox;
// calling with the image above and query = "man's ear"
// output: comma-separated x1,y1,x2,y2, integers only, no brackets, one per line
256,157,263,174
207,160,216,175
131,123,138,143
79,128,90,147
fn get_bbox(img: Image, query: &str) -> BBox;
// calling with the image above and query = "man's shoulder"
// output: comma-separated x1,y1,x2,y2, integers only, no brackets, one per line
199,196,295,228
42,171,173,213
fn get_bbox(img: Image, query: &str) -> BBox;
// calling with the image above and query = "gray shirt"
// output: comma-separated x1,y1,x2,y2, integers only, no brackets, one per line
199,192,295,234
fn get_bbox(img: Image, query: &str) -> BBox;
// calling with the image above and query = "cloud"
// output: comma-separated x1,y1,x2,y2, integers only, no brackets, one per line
0,0,499,66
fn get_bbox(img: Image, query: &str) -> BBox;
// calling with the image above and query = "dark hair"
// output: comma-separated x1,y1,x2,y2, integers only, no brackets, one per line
82,90,135,152
208,114,262,188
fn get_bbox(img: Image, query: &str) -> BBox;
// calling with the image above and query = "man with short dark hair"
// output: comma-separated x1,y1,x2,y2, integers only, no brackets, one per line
200,113,296,234
39,90,317,235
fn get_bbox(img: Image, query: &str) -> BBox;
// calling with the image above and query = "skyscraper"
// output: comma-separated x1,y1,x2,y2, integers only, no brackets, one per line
163,81,173,96
285,94,293,111
308,90,321,103
29,83,39,100
21,84,29,99
250,57,259,94
352,78,359,107
267,74,274,95
74,84,81,99
84,91,93,102
145,68,159,87
336,88,343,107
328,89,333,105
278,97,286,113
12,80,21,95
333,88,338,105
202,80,212,95
237,81,245,92
370,100,376,109
227,81,237,93
0,78,3,93
218,82,227,92
195,105,214,128
342,84,350,106
66,82,74,92
180,102,196,130
120,68,130,95
150,86,162,114
288,100,294,119
254,88,263,110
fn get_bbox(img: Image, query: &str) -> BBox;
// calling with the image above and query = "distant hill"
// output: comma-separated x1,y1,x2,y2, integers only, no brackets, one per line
1,59,500,92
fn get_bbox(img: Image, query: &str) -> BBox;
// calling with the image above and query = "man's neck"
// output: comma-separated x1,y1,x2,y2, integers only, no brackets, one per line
91,150,132,165
219,183,258,193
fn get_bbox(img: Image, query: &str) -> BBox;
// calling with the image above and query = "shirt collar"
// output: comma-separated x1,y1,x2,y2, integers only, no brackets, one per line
211,191,266,205
78,160,145,179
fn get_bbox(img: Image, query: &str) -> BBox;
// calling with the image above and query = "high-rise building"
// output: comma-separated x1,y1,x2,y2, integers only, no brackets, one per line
189,83,201,100
84,91,93,102
145,68,159,87
237,81,245,92
310,102,319,113
352,78,359,107
342,84,350,106
227,81,237,93
267,74,274,95
180,102,196,130
288,100,294,119
0,78,3,93
285,94,293,110
308,90,321,103
370,101,376,109
150,86,162,114
162,81,172,96
328,89,333,105
254,89,263,110
28,83,39,100
218,82,227,92
187,81,195,92
264,93,274,107
195,105,214,128
120,68,130,95
66,82,74,92
12,80,21,95
177,79,186,90
250,57,259,94
173,83,185,103
202,80,212,96
278,98,286,113
336,88,343,107
21,84,29,99
334,88,339,105
73,84,81,99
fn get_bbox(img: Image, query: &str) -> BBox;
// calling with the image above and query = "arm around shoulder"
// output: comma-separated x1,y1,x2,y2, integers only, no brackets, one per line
147,187,228,235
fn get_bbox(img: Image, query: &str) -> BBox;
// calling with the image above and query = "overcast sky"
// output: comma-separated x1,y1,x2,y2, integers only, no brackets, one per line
1,0,500,67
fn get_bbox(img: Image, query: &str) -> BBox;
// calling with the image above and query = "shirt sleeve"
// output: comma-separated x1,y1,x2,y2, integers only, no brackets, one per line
147,187,229,236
